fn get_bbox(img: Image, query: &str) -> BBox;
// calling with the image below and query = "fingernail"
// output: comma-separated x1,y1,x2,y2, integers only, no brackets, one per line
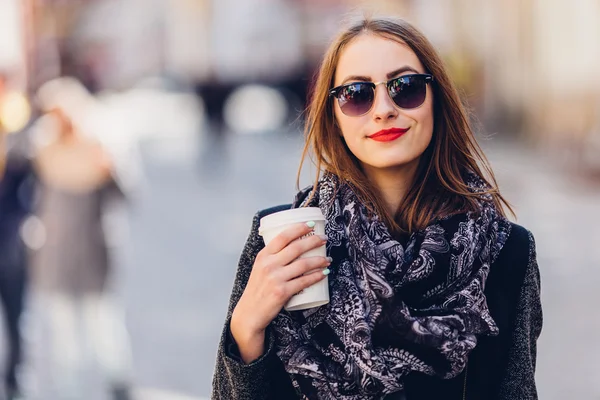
326,256,333,263
322,268,331,276
318,235,328,241
306,221,316,228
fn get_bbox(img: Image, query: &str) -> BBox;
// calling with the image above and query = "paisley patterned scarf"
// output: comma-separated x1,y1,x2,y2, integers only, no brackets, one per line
272,172,511,399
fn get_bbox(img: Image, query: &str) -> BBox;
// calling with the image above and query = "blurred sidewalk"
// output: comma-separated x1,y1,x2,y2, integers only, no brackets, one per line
483,136,600,400
0,131,597,399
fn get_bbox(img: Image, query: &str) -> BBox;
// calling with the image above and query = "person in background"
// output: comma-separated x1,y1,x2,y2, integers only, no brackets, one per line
212,16,542,400
0,73,5,176
29,77,134,400
0,72,35,400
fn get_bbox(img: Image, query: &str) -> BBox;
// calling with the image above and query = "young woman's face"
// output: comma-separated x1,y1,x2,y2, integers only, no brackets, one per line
332,34,434,173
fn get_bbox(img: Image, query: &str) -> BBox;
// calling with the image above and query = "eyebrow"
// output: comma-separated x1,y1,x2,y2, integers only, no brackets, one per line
340,66,420,85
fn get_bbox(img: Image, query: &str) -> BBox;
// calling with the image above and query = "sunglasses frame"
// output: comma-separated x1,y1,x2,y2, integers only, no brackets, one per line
329,73,434,116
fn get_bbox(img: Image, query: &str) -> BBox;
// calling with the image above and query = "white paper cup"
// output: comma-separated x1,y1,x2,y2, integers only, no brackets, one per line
258,207,329,311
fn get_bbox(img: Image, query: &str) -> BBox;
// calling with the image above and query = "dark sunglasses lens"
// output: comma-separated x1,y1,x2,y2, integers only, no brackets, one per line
389,76,427,109
337,83,374,116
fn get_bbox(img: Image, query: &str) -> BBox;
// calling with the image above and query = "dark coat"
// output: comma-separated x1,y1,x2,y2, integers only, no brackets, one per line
0,133,35,272
212,204,543,400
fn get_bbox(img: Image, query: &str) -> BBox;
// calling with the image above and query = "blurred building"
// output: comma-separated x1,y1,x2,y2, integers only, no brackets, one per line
406,0,600,168
3,0,598,166
412,0,600,141
0,0,29,90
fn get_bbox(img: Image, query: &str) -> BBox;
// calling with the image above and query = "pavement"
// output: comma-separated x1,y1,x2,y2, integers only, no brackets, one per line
1,130,599,399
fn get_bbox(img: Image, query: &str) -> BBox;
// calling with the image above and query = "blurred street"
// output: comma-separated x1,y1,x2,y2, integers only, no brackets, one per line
11,130,595,400
0,1,599,399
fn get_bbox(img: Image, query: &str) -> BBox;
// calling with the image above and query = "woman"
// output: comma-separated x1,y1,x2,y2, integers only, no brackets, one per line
212,17,542,400
30,77,134,400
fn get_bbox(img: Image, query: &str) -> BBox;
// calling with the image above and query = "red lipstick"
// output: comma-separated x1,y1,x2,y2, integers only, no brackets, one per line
367,127,409,142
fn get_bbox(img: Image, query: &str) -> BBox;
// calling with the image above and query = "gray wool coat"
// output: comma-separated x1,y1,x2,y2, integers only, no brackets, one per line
211,204,543,400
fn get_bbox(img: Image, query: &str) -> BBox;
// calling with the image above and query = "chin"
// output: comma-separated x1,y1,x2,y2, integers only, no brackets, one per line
363,158,416,170
365,151,420,168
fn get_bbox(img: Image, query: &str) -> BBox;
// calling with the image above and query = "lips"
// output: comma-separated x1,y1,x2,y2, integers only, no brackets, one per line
367,127,409,142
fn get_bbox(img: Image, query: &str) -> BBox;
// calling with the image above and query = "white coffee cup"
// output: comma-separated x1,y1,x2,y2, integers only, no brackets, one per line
258,207,329,311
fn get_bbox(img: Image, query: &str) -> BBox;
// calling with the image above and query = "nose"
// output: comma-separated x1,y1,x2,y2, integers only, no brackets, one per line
372,84,398,122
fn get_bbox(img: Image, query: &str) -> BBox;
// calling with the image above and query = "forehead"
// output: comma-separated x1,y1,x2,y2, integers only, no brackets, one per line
334,34,425,84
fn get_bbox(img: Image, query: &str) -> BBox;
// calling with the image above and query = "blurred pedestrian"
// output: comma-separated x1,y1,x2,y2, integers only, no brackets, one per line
0,72,35,400
29,77,134,400
212,16,542,400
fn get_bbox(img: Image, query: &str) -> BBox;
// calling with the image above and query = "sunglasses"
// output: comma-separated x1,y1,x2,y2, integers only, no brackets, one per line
329,74,434,117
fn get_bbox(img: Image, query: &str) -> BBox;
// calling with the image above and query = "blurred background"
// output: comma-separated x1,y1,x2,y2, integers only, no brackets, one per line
0,0,599,399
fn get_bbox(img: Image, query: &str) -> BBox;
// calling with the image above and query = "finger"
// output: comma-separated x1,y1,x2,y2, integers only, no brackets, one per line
266,221,317,254
276,233,327,266
278,256,332,281
286,269,329,296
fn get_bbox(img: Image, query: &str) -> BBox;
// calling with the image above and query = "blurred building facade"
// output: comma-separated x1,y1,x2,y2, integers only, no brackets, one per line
3,0,600,163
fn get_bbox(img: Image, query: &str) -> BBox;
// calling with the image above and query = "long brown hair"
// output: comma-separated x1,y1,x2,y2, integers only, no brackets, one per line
297,16,514,236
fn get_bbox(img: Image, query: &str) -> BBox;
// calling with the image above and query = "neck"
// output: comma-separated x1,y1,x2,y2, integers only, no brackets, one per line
362,159,420,217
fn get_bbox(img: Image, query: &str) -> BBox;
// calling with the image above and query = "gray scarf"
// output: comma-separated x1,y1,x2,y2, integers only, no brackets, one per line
272,172,510,399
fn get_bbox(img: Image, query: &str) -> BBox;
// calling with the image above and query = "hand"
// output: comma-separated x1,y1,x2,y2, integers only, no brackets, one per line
230,221,330,363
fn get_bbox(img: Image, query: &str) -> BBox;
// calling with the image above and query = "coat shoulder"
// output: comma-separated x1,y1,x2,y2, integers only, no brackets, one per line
257,203,292,219
506,222,532,250
494,222,534,273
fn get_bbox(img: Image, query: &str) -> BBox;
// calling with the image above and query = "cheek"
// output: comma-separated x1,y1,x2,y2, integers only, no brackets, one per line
335,113,367,152
334,101,371,136
415,103,434,140
334,107,356,139
334,112,364,159
334,106,348,133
